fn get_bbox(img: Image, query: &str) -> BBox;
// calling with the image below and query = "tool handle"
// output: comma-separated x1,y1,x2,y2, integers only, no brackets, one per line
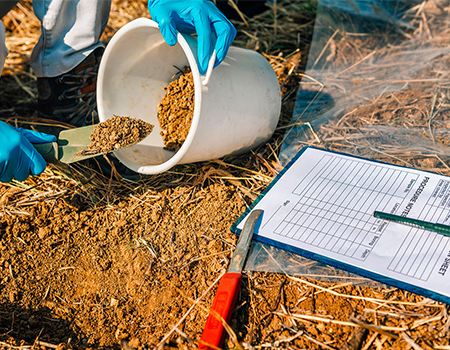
199,272,242,349
33,142,59,163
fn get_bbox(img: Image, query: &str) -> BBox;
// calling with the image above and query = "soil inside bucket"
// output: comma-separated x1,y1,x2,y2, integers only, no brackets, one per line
157,66,194,152
82,116,154,155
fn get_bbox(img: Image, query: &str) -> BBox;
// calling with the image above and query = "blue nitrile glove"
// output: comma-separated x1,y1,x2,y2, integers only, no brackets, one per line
148,0,237,74
0,121,57,183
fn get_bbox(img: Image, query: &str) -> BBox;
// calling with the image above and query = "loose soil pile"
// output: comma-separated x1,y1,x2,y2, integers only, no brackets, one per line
157,67,194,152
2,1,450,350
84,116,154,154
0,181,244,348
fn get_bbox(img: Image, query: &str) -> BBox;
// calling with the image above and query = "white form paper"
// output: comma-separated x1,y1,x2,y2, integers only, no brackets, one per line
235,147,450,302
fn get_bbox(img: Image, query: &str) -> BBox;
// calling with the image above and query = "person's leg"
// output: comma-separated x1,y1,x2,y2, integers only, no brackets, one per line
0,20,8,75
30,0,111,77
31,0,111,130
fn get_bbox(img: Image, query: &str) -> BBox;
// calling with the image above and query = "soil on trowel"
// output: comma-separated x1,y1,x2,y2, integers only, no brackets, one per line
157,66,194,152
81,116,154,155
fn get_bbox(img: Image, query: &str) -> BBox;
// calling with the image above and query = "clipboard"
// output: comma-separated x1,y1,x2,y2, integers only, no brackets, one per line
232,146,450,304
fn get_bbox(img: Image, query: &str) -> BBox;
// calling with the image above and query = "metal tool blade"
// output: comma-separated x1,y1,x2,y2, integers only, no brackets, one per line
58,125,96,163
228,209,263,274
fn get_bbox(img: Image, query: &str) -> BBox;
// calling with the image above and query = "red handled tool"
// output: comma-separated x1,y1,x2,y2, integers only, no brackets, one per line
199,209,263,349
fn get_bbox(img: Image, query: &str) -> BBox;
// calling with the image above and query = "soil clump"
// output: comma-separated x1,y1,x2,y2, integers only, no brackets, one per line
84,116,154,154
157,67,194,152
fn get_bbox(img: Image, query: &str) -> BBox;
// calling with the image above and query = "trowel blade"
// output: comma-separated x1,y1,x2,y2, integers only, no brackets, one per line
34,124,143,164
58,125,140,164
58,125,98,164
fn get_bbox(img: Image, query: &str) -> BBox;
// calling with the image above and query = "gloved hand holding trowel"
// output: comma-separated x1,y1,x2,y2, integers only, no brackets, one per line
0,0,236,183
0,121,56,183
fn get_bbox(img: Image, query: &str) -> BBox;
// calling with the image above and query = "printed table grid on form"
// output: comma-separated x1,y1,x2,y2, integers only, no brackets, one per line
387,179,450,281
272,154,419,261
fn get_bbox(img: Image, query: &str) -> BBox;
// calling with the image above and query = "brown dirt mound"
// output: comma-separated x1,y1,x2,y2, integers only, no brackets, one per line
0,180,244,348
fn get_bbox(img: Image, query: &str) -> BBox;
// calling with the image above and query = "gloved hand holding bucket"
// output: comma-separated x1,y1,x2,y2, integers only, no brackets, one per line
147,0,237,74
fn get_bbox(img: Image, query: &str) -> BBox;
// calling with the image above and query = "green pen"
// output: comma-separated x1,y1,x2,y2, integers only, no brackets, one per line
374,211,450,237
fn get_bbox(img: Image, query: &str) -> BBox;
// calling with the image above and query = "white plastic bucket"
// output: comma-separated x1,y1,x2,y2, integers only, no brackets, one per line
97,18,281,174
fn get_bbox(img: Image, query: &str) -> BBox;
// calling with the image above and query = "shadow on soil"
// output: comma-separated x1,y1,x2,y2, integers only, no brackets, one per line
0,301,120,349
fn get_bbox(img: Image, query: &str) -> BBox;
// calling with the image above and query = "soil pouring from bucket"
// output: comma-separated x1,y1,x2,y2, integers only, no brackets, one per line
157,66,194,152
81,115,154,155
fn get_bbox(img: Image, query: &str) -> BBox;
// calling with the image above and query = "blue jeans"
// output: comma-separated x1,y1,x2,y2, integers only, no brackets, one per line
1,0,111,77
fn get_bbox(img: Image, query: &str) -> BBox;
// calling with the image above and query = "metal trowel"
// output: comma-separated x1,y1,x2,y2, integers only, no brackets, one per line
33,125,139,164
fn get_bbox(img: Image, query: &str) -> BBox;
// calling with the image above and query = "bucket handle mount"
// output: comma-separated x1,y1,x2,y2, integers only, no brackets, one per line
200,50,216,89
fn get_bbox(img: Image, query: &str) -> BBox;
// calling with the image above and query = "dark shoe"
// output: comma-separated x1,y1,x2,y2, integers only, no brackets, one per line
88,154,149,182
215,0,270,20
37,47,103,131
